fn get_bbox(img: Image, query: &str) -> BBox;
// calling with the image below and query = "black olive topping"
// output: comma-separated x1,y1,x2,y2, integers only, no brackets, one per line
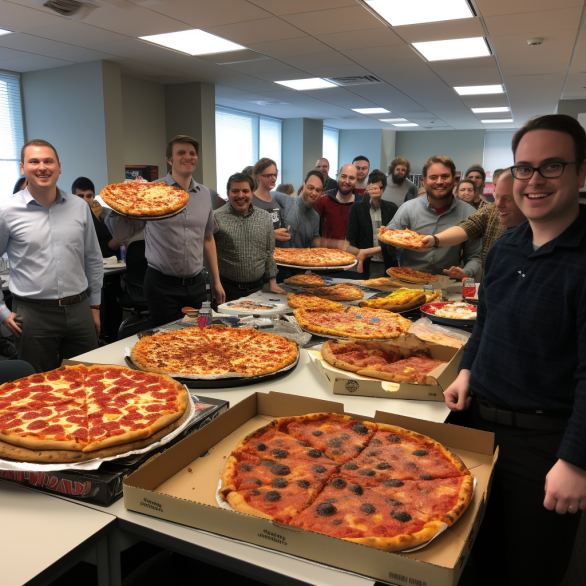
386,498,403,507
271,449,289,459
376,462,392,470
340,434,350,441
308,449,323,458
239,463,252,471
328,438,343,448
383,479,404,487
348,484,363,495
412,450,429,457
270,463,290,476
312,464,327,474
296,479,310,489
360,503,376,514
312,430,323,436
331,477,347,489
271,478,288,488
387,434,401,443
264,491,281,502
419,474,433,480
352,424,369,435
343,462,358,470
391,510,412,523
255,442,267,451
370,438,382,445
358,469,376,476
249,490,261,496
316,502,337,517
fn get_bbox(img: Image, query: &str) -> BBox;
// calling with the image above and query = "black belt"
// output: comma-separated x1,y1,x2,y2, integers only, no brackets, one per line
221,276,264,290
476,396,570,432
148,267,202,287
13,292,87,307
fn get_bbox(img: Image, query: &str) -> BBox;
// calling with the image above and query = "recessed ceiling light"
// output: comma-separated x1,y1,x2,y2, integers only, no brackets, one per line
364,0,473,27
140,29,245,56
413,37,490,61
380,118,408,123
454,84,504,95
275,78,337,91
472,107,510,113
0,28,13,36
482,119,514,124
393,123,419,127
352,107,390,114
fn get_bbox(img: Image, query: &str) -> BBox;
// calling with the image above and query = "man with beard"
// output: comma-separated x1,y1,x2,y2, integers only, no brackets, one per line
315,158,338,191
314,163,361,240
386,155,481,278
382,157,418,206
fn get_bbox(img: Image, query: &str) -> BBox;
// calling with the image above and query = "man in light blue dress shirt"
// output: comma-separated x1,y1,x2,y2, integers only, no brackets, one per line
0,139,103,372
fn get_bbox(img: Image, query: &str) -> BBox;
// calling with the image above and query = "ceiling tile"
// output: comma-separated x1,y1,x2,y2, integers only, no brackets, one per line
319,27,404,51
247,37,332,59
0,32,73,53
505,73,567,123
0,1,64,31
280,51,355,70
25,21,128,46
341,44,417,65
476,0,583,18
459,94,510,108
484,7,583,36
0,46,29,60
0,54,74,72
206,18,306,44
43,47,116,63
432,57,502,86
247,0,356,16
393,18,485,44
281,6,384,36
221,59,302,77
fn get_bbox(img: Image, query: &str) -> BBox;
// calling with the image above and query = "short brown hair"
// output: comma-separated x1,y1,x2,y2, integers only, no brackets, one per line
166,135,199,159
388,157,410,175
21,139,59,163
227,173,255,193
422,155,456,178
253,157,277,176
512,114,586,168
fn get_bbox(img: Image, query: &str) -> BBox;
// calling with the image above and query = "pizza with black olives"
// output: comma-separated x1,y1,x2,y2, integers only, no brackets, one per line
220,414,473,552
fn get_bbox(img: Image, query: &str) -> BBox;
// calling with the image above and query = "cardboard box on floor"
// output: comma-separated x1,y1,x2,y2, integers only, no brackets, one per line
124,392,496,586
307,344,463,402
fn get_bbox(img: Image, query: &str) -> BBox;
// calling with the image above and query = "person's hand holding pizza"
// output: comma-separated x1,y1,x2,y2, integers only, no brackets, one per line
443,266,467,280
543,459,586,514
419,235,436,250
444,369,472,411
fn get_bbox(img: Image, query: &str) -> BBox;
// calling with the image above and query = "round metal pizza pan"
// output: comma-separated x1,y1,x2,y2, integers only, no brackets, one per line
276,260,358,271
420,302,477,327
123,351,300,388
108,203,187,222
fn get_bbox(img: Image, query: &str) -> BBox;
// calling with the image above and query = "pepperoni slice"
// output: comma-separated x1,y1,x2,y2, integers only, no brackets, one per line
145,405,164,413
72,427,88,440
22,411,44,420
43,424,65,435
66,415,86,424
27,420,48,430
101,421,122,431
1,382,16,391
109,429,126,436
29,375,45,384
46,371,61,381
122,411,143,421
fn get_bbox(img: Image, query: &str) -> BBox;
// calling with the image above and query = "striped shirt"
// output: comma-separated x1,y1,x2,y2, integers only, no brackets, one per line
213,203,278,283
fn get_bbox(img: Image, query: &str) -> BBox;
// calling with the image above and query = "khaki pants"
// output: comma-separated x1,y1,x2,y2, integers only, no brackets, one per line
13,298,98,373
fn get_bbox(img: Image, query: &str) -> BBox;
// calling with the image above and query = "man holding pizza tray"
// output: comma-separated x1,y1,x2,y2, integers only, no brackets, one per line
445,114,586,586
106,135,225,327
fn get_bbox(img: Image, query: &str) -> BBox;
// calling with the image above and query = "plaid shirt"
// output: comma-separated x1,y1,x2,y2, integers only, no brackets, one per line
461,205,586,470
458,203,506,265
213,203,277,283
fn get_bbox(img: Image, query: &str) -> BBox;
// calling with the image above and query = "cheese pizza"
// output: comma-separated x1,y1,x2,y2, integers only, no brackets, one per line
287,294,346,311
283,273,326,287
101,182,189,217
359,288,426,312
308,283,364,301
378,227,428,251
130,326,298,378
0,365,189,460
220,414,473,552
388,267,439,284
274,248,356,267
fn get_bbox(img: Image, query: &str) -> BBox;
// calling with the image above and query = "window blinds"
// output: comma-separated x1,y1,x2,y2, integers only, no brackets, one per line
0,70,24,196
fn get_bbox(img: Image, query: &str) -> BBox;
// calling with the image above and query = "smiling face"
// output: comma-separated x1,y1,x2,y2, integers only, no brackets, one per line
338,164,357,195
228,181,253,215
316,158,329,178
257,164,278,191
20,145,61,192
424,163,455,204
354,159,370,182
167,142,198,177
493,173,526,228
513,129,586,226
301,174,323,207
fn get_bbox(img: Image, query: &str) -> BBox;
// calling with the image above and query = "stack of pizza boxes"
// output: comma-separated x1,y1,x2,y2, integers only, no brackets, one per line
123,391,497,586
308,333,465,401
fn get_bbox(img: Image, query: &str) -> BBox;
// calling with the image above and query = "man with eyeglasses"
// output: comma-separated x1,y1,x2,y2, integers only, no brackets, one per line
445,114,586,586
416,169,526,270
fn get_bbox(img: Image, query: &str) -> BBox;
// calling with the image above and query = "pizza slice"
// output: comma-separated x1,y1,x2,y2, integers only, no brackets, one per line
378,227,429,251
357,355,445,385
283,273,326,287
359,288,426,312
279,413,377,464
309,283,364,301
287,293,346,311
388,267,439,284
321,340,402,373
229,332,298,376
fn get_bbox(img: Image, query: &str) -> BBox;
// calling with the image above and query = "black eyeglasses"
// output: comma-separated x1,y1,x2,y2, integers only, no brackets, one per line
511,162,577,180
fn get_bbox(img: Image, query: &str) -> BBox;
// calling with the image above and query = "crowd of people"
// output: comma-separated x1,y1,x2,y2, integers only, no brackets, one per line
0,113,585,585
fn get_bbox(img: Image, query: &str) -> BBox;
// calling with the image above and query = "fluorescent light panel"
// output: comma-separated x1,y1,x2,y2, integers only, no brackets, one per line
482,119,513,124
0,28,13,36
380,118,408,123
413,37,490,61
455,84,504,95
472,107,510,113
140,29,245,56
365,0,473,27
275,78,336,91
352,107,390,114
394,123,419,127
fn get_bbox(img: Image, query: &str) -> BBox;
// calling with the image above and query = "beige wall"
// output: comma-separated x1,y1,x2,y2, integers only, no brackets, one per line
121,75,167,180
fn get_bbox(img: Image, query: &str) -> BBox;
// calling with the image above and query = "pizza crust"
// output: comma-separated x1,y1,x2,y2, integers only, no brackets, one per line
225,492,276,521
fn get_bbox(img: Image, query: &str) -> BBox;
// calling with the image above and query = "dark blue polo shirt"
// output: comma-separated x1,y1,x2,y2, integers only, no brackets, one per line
460,204,586,470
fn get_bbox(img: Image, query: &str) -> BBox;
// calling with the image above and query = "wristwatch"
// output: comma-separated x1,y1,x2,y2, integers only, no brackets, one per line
90,305,100,310
433,235,440,249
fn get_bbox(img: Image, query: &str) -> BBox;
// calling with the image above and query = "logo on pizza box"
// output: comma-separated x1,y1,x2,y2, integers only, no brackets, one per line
345,380,359,393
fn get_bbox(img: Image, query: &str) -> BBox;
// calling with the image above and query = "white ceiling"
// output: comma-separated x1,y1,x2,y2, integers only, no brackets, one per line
0,0,585,130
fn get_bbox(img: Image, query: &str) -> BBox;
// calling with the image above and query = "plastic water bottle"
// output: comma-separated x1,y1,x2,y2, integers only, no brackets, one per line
120,244,126,262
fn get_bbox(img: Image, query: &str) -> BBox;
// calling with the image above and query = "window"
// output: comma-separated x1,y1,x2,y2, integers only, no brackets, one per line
215,106,282,197
323,127,339,178
0,70,24,196
483,130,515,183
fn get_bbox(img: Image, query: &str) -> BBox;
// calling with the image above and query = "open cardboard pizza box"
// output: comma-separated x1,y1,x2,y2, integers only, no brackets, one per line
123,392,497,586
307,336,464,402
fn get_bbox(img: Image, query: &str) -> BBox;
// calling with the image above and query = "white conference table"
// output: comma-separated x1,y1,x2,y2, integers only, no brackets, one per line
46,330,451,586
1,482,116,586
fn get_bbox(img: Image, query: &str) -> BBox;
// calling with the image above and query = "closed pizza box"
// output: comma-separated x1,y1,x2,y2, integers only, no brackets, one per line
307,344,463,402
123,392,497,586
